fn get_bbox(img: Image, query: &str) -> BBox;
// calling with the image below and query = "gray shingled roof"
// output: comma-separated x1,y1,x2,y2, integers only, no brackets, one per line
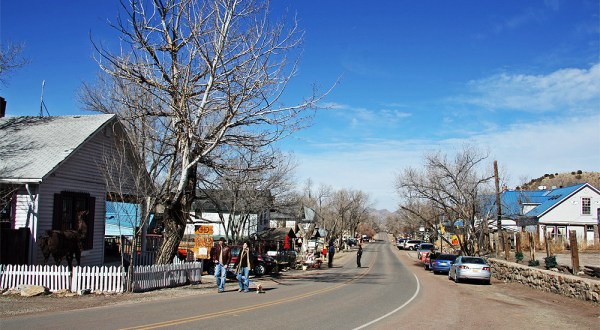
0,114,116,183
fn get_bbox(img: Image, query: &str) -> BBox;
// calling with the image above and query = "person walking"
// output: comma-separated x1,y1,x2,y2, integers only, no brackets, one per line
234,241,254,292
356,244,363,268
327,241,335,268
213,237,231,293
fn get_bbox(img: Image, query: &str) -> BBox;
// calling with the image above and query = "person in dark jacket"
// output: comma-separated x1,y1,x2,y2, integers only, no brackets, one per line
213,237,231,293
357,244,363,268
328,241,335,268
234,241,254,292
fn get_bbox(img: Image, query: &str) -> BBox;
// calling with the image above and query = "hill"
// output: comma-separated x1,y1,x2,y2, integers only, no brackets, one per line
519,171,600,190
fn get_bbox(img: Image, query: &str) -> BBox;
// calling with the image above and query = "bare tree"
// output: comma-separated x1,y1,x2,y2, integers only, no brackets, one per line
320,188,371,248
197,148,296,243
0,42,29,87
97,121,156,290
80,0,331,263
395,145,494,255
295,180,331,253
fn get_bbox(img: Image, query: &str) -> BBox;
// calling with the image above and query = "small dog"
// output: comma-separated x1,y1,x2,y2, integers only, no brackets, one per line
254,281,265,294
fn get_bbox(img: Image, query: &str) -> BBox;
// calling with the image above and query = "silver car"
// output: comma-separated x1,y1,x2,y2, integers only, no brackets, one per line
448,256,491,285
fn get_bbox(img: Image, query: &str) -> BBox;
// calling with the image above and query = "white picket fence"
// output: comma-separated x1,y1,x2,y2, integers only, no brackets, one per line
0,265,71,292
131,262,203,292
0,260,202,294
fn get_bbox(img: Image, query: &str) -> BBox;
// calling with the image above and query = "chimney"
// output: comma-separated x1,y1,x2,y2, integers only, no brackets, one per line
0,97,6,118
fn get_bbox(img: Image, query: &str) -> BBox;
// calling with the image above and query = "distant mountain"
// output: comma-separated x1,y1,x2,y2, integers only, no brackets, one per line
519,171,600,190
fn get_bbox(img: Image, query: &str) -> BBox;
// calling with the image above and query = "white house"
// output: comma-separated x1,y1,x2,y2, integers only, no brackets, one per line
493,183,600,245
0,114,143,266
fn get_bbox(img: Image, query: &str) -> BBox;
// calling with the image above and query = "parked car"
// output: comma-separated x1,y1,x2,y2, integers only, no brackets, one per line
202,246,278,277
403,239,422,250
431,254,458,274
448,256,491,284
396,238,407,249
229,246,278,276
424,251,440,270
275,250,298,269
416,243,435,259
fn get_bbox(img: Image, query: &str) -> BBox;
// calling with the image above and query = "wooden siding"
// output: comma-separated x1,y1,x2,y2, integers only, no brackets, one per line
29,118,144,267
540,186,599,225
13,188,33,229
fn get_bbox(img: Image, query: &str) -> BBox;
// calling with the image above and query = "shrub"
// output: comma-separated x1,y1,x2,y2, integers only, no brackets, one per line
544,255,557,269
577,170,582,174
515,251,524,263
528,259,540,267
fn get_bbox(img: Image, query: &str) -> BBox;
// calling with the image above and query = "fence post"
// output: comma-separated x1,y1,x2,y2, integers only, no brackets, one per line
569,230,579,274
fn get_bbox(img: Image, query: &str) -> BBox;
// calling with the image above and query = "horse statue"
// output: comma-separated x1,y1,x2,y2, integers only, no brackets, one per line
38,210,88,269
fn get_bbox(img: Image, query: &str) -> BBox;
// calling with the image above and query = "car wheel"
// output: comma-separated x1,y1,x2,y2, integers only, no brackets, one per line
454,274,460,283
433,270,437,275
424,264,428,270
484,279,491,285
254,263,266,277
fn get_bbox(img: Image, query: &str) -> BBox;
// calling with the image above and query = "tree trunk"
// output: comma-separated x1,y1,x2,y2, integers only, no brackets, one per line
155,202,187,264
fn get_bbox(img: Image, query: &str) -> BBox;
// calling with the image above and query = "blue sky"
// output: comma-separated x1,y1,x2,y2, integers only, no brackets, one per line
2,1,599,211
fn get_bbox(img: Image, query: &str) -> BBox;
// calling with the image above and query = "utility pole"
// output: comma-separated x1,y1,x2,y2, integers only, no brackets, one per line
494,160,502,258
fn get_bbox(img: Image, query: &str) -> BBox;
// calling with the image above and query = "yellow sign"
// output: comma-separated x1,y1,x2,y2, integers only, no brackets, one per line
451,235,459,245
195,225,214,235
194,225,214,259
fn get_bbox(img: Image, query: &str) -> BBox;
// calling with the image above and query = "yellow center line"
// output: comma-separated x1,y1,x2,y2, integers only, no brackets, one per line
121,250,376,330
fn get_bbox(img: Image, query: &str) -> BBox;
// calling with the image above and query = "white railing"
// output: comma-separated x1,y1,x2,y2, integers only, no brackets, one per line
0,260,202,294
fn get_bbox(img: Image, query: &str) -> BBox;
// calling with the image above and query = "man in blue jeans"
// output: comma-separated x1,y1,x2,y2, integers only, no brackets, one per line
213,237,231,293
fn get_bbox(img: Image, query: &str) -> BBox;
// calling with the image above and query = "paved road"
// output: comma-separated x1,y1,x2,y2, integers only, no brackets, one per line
1,238,420,329
2,234,599,329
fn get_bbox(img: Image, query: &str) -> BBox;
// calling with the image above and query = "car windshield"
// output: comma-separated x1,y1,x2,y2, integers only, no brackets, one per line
437,254,457,261
462,257,486,264
419,244,434,250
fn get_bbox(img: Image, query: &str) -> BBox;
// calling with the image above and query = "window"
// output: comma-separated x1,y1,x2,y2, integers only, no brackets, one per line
581,197,591,215
53,191,95,250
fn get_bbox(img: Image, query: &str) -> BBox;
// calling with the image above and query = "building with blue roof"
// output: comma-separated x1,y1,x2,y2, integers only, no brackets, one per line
487,183,600,245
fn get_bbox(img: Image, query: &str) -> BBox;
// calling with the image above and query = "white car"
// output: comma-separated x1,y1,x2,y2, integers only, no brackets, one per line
396,238,407,249
403,240,422,250
448,256,491,285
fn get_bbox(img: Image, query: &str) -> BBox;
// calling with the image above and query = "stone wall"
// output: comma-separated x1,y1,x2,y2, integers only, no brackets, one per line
488,258,600,303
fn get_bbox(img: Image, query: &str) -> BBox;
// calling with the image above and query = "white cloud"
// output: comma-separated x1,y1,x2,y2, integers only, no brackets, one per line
463,63,600,113
293,114,600,211
470,114,600,186
292,64,600,211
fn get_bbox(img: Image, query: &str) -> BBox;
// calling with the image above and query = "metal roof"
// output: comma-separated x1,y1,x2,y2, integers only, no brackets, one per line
524,183,587,217
484,183,595,219
0,114,115,183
